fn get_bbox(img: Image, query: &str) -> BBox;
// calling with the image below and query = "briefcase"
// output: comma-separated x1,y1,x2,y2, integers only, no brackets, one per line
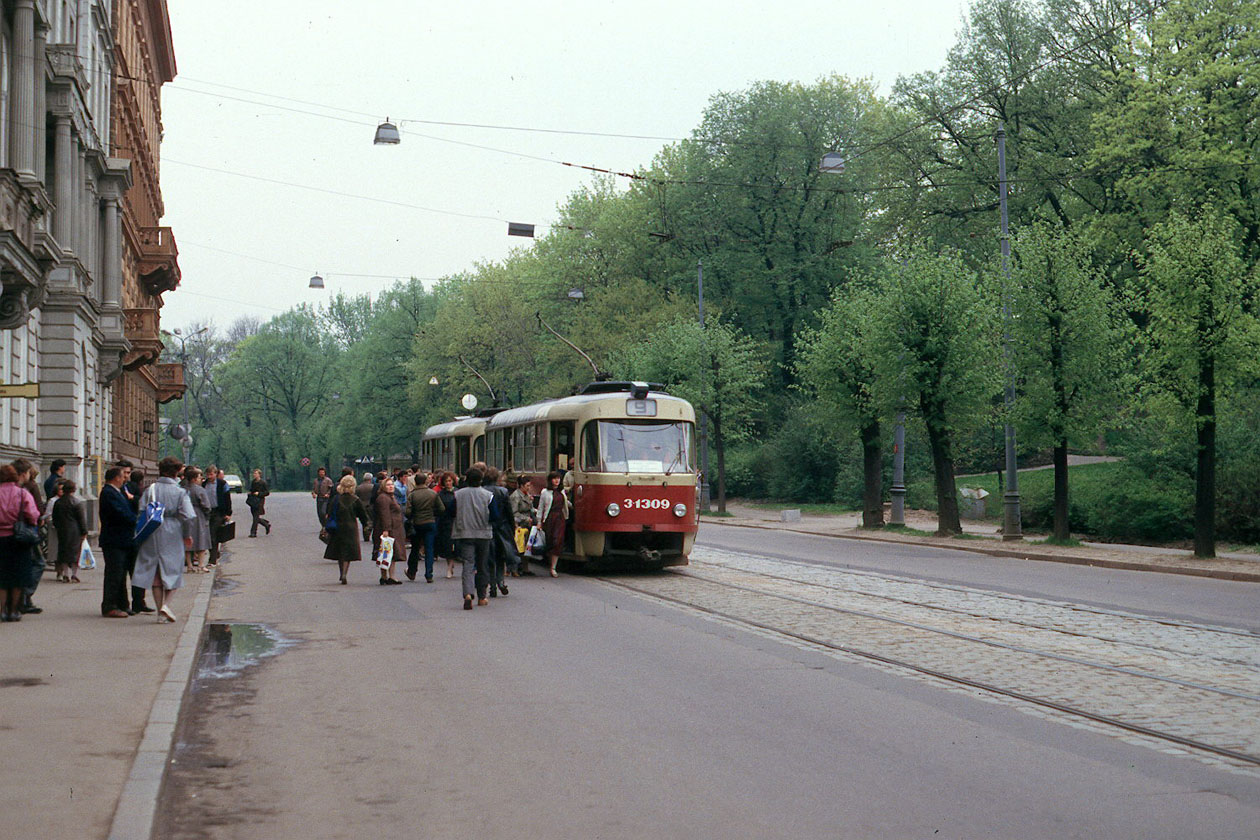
216,520,237,543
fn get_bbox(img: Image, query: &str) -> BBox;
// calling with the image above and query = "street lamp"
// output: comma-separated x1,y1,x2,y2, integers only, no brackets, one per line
309,272,325,289
995,124,1022,540
162,327,207,462
373,118,401,145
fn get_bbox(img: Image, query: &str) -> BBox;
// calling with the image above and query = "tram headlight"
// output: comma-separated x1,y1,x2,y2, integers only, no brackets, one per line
673,503,687,518
606,502,621,517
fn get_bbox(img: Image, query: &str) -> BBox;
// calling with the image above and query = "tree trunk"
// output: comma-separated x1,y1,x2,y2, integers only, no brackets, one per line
861,420,884,528
713,415,727,515
923,406,961,535
1194,356,1216,559
1053,439,1070,542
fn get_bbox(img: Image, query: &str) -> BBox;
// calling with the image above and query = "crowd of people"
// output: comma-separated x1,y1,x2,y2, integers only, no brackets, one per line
0,455,239,623
315,463,570,610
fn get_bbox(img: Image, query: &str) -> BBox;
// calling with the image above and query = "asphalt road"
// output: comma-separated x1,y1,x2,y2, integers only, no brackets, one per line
156,493,1260,839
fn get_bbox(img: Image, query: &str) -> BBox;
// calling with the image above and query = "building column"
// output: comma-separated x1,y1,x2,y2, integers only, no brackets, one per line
53,117,73,247
102,197,121,309
9,0,36,177
33,21,47,183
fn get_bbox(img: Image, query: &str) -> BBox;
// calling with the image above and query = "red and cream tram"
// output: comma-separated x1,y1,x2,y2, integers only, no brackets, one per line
483,381,699,568
420,416,487,477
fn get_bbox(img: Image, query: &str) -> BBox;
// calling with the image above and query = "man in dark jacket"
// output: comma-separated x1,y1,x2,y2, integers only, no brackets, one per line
99,467,136,617
206,466,233,567
118,463,152,613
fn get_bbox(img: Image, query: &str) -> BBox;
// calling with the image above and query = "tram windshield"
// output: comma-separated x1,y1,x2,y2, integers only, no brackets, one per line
583,420,694,474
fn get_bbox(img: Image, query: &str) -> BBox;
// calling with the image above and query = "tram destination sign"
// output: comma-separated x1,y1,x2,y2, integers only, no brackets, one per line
0,383,39,399
626,398,657,417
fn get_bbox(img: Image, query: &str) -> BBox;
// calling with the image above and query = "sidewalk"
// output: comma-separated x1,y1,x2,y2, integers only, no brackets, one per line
705,502,1260,583
2,552,216,840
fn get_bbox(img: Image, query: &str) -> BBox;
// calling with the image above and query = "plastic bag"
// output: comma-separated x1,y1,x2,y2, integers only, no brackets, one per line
78,541,97,571
526,526,545,553
376,536,395,570
514,526,529,554
135,497,165,545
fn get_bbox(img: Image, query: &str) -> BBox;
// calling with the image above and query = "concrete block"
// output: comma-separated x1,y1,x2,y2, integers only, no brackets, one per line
780,509,802,523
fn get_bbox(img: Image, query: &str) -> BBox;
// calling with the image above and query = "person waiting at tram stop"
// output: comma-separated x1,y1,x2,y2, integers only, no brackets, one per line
537,471,570,578
404,471,444,582
323,475,372,585
451,467,495,610
509,474,537,576
373,475,406,585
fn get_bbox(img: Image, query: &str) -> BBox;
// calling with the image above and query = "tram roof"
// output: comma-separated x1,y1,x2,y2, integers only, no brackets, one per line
422,417,487,440
485,390,694,429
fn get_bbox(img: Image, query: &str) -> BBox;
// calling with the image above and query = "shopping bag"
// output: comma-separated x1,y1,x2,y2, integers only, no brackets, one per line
77,541,97,571
514,526,529,554
134,499,165,545
526,525,545,553
376,536,395,570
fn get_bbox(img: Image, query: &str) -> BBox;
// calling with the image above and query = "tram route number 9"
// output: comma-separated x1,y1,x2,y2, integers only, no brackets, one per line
622,498,672,510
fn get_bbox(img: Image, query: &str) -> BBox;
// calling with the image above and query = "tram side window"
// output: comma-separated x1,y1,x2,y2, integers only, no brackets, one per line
581,422,599,471
533,423,548,472
512,426,528,472
488,430,504,470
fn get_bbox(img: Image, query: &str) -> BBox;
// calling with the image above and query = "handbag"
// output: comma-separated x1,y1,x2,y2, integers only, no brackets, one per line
13,519,40,545
134,490,166,546
318,527,331,544
216,520,237,543
324,496,340,531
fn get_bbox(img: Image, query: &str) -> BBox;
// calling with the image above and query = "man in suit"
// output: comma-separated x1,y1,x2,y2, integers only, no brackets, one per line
206,466,233,567
99,467,136,617
118,462,153,613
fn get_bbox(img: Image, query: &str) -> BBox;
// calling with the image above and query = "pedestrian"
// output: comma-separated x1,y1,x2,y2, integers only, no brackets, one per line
246,469,271,537
452,467,495,609
435,472,457,578
484,467,515,596
43,458,66,500
12,459,46,615
355,472,375,544
0,464,41,621
182,467,212,573
133,456,196,623
373,476,405,585
404,471,444,582
205,466,232,568
323,475,371,585
99,467,136,617
509,475,537,576
120,464,153,614
44,476,66,575
538,470,570,577
311,467,333,526
52,479,88,583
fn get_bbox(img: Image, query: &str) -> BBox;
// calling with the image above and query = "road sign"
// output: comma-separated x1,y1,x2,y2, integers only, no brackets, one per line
0,383,39,398
300,457,311,466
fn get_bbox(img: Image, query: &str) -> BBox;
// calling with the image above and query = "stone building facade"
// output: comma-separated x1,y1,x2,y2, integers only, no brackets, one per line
110,0,181,474
0,0,180,512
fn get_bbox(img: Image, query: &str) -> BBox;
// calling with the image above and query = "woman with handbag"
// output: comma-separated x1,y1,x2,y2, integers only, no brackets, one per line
0,464,42,621
247,469,271,537
323,475,371,585
134,457,197,623
52,480,88,583
373,476,406,585
537,471,570,578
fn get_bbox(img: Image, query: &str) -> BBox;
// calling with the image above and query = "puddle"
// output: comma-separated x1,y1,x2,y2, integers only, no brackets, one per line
192,623,296,688
0,677,47,688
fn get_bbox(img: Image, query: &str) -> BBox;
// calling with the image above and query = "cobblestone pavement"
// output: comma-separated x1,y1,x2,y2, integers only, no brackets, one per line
603,546,1260,777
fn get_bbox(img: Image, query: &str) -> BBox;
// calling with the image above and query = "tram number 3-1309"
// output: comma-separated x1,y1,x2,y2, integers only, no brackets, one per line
622,498,672,510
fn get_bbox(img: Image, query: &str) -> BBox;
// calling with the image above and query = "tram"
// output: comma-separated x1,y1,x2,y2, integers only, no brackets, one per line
420,416,487,477
423,381,699,568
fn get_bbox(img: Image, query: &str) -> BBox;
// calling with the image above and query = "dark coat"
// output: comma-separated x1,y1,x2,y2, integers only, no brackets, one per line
247,479,269,513
52,494,88,565
373,491,405,556
99,483,137,550
322,493,371,562
404,486,444,526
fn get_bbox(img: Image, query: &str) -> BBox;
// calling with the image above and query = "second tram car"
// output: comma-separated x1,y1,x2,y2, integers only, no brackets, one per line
422,382,699,568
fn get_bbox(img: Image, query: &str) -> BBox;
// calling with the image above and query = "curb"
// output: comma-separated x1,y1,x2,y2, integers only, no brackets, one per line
701,519,1260,584
107,568,216,840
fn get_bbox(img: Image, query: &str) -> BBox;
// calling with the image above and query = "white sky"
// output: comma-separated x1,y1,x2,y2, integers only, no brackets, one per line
158,0,967,328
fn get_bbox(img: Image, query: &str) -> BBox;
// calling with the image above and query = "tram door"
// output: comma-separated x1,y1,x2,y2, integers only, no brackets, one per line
551,421,577,553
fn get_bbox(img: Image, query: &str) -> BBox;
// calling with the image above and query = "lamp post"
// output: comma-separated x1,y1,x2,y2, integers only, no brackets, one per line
697,259,712,513
995,124,1022,541
162,327,207,462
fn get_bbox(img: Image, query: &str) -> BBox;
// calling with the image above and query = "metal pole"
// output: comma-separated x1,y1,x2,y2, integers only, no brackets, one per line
996,124,1022,541
890,411,906,525
697,259,712,513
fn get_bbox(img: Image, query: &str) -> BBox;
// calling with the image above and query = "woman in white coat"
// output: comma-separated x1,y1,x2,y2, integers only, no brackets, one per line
134,457,196,623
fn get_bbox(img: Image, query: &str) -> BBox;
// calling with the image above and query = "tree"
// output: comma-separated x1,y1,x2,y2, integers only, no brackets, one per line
1008,220,1125,540
869,252,1000,534
614,318,768,513
1140,207,1257,558
795,284,885,527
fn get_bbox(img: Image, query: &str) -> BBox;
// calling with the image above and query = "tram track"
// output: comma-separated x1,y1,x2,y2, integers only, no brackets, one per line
596,560,1260,771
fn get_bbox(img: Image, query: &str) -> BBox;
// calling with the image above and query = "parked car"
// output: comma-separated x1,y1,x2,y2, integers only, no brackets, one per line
223,473,244,493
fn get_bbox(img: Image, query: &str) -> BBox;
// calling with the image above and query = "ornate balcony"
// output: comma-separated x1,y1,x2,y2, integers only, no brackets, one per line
123,306,163,369
0,167,48,330
138,226,181,296
152,362,186,404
